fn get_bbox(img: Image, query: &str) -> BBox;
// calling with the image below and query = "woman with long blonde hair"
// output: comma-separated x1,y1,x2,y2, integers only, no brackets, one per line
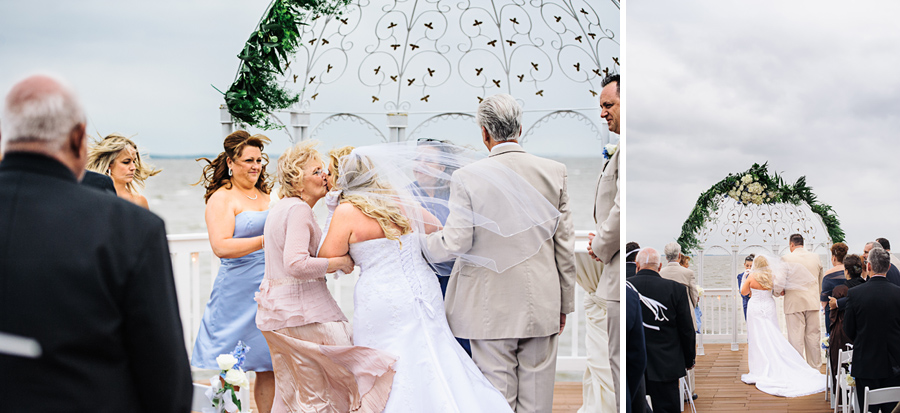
192,130,276,412
86,133,160,208
739,254,825,397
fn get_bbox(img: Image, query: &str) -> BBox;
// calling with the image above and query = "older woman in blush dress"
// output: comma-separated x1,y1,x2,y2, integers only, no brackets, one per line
256,141,396,413
192,130,275,412
86,133,160,208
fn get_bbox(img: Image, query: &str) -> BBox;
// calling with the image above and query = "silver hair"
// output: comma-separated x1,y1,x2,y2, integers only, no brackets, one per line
1,75,85,151
869,247,891,274
476,94,522,142
664,242,682,262
636,247,661,268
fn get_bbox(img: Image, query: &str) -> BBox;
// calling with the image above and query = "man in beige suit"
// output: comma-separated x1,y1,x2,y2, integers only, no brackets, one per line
778,233,824,368
586,74,621,410
659,242,699,398
425,94,576,413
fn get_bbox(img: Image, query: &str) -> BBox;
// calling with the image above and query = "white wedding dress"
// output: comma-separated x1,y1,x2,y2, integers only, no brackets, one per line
741,288,826,397
350,233,513,412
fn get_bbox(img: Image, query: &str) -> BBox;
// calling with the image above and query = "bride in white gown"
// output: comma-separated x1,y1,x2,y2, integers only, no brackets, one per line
740,255,826,397
319,148,515,412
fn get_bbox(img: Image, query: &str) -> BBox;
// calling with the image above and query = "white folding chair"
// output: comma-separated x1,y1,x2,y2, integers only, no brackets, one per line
191,381,251,413
834,348,854,413
863,385,900,413
678,376,696,413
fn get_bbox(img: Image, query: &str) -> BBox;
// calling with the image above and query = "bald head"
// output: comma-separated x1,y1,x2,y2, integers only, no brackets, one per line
636,247,662,272
2,74,87,177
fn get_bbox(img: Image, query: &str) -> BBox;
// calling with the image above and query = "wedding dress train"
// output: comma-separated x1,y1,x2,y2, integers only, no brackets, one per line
349,233,513,412
741,288,826,397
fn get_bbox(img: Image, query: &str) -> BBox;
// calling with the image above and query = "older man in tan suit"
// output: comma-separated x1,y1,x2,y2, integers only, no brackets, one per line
425,94,576,413
778,233,824,368
584,74,622,411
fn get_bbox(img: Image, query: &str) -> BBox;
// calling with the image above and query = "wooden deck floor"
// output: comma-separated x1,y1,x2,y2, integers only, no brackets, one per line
194,379,585,412
692,343,831,412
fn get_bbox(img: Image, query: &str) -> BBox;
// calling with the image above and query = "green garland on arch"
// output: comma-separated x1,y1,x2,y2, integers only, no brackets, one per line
677,162,845,254
223,0,350,130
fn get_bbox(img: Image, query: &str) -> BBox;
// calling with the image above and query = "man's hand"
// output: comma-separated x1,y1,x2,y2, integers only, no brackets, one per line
829,296,838,310
586,233,602,262
686,361,696,371
560,313,567,335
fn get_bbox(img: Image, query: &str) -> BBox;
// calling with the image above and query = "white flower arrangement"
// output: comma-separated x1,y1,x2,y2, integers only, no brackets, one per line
205,342,251,413
821,336,829,350
727,174,773,206
846,375,855,387
697,286,705,297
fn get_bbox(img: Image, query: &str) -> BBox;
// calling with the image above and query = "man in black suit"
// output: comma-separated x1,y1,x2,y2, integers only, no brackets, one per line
629,247,695,413
625,241,640,278
626,283,649,413
0,74,191,412
82,169,116,193
844,247,900,413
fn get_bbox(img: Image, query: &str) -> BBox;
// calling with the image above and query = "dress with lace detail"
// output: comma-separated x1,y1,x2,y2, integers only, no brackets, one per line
350,233,512,412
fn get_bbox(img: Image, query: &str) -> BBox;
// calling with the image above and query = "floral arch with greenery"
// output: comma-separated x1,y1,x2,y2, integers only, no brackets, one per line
677,163,845,254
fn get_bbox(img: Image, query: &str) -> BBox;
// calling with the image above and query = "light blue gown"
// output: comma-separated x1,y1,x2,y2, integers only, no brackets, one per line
191,210,272,371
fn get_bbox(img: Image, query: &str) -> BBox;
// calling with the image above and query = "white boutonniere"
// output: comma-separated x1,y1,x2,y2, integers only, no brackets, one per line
603,144,618,160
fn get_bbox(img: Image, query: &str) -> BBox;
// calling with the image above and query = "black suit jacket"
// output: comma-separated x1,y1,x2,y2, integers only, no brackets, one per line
843,276,900,380
0,152,192,412
625,284,646,413
629,268,696,382
81,170,116,194
626,262,637,278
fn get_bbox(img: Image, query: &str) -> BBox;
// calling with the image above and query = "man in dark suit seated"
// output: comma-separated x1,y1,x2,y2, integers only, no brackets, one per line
0,74,192,412
844,247,900,413
629,247,695,413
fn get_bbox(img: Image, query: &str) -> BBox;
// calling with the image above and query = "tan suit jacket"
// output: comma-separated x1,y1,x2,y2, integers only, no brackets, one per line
779,247,824,314
659,262,699,328
426,143,576,340
591,147,620,301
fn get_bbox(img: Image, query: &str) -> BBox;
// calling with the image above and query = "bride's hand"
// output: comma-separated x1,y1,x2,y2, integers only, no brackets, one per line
327,254,355,274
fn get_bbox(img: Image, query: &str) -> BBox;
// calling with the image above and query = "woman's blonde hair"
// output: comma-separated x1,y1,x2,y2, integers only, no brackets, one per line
277,140,322,199
339,153,412,243
86,133,160,194
751,255,774,290
327,145,354,188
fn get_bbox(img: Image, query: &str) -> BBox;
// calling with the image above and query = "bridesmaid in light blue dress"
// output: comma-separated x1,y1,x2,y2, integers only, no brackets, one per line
192,131,276,412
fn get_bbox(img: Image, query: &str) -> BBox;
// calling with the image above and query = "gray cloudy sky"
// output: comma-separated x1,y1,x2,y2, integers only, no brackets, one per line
0,0,618,158
626,1,900,255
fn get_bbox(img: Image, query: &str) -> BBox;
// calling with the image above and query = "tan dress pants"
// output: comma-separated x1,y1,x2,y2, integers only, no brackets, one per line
470,334,559,413
785,309,822,368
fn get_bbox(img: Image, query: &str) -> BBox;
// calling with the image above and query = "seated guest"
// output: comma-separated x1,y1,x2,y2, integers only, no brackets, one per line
844,248,900,413
0,74,191,411
625,241,640,278
737,254,754,320
630,247,695,413
828,254,864,400
821,242,848,332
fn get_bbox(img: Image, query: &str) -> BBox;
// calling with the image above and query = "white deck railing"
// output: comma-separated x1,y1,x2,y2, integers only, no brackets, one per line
168,230,596,372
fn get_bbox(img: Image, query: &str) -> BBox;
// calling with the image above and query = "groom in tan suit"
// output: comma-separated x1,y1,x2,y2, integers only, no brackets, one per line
586,74,622,410
778,233,824,368
426,94,576,413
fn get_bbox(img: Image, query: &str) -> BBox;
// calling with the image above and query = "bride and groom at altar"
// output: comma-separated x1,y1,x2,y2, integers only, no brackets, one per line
739,234,826,398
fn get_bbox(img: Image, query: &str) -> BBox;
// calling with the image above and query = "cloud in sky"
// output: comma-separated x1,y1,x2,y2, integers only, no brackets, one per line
0,0,618,157
627,1,900,255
